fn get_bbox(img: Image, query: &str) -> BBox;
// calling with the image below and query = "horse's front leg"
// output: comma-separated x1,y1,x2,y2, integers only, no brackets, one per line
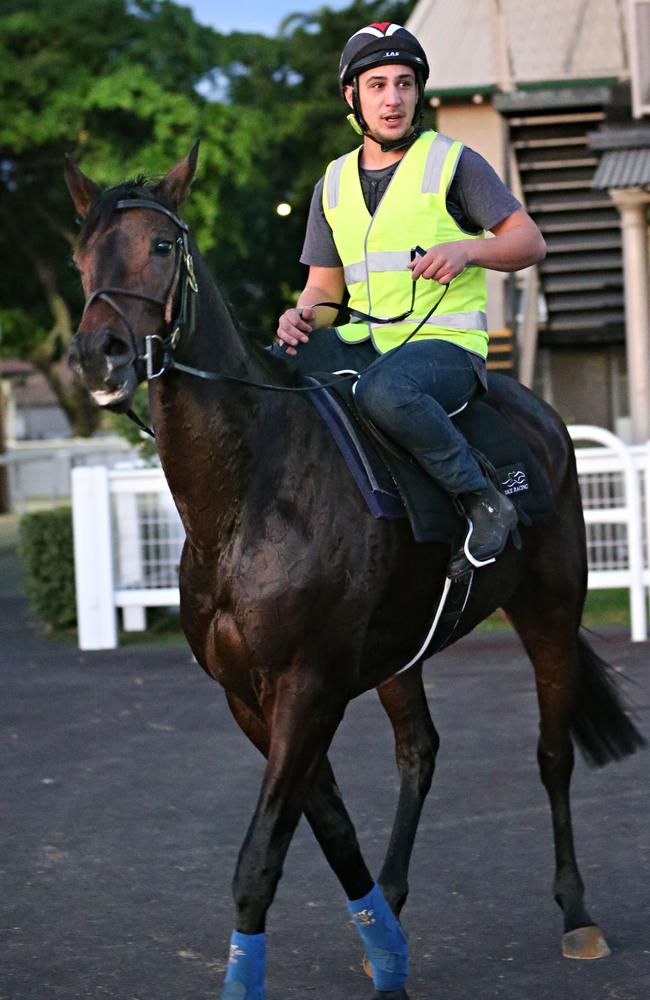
225,689,373,901
376,663,440,915
220,672,343,1000
224,690,411,1000
236,677,341,913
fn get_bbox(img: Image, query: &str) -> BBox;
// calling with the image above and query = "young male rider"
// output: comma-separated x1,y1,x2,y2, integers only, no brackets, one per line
276,23,546,567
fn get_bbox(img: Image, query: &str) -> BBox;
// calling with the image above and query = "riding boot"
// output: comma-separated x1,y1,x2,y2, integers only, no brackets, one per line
458,479,518,568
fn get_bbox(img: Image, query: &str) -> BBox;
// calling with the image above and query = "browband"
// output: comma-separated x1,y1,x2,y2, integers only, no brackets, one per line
114,198,189,232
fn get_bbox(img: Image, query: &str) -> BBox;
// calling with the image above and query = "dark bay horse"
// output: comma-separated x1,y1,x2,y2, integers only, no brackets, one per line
65,145,644,1000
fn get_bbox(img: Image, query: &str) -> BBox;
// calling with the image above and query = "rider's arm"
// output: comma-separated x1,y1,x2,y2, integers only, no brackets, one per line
471,209,545,270
276,265,345,355
409,208,545,285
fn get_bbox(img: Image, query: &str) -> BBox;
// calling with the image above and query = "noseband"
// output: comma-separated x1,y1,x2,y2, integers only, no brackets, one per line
81,198,198,380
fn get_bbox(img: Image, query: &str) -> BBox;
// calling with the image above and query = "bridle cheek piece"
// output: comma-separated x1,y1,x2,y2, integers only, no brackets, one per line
80,198,198,382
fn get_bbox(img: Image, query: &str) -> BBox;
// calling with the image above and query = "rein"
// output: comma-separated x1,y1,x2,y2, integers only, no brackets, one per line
82,198,451,436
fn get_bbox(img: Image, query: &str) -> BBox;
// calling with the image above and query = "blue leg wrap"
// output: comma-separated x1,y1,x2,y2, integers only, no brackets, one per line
347,883,408,992
220,931,266,1000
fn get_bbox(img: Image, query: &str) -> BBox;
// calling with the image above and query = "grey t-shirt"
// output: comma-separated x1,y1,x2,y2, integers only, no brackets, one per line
300,142,521,267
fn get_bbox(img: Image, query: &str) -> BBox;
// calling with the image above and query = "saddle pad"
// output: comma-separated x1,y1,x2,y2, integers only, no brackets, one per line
306,377,405,521
307,374,555,545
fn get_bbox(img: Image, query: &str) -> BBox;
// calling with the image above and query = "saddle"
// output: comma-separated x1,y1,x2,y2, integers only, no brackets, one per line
306,370,555,547
306,370,556,661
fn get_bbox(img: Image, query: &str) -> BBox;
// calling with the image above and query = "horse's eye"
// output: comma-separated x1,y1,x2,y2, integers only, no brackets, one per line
152,239,174,256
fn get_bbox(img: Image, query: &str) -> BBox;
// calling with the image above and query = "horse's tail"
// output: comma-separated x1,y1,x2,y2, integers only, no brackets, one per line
571,631,646,767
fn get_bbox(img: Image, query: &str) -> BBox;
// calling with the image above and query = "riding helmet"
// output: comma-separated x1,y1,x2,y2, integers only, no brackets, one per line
339,23,430,144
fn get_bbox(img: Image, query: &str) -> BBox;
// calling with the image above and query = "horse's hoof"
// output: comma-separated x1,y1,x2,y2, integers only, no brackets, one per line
561,925,611,960
219,982,247,999
363,956,409,997
363,955,408,996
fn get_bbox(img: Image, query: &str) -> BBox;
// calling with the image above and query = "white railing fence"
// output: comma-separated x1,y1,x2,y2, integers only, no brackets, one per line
71,427,650,650
569,427,648,642
72,466,184,649
0,437,136,513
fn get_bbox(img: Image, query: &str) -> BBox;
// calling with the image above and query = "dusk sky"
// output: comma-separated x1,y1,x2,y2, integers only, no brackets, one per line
179,0,351,35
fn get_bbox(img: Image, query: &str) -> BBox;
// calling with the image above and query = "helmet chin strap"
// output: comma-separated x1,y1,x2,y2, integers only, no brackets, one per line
373,126,422,154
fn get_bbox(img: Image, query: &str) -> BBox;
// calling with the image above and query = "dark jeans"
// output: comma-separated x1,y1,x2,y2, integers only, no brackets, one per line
273,328,487,497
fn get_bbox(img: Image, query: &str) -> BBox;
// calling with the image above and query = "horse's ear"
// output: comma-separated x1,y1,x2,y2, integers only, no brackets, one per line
64,156,101,218
154,140,200,209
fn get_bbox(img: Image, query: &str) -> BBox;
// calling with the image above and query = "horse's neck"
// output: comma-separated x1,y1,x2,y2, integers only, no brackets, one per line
175,259,252,379
149,266,283,547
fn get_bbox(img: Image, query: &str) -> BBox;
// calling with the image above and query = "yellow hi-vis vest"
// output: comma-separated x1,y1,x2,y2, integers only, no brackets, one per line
322,130,488,357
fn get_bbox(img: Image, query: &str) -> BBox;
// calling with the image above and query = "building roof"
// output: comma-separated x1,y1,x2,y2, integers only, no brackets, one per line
592,149,650,189
0,360,72,407
589,124,650,188
408,0,629,96
0,360,33,377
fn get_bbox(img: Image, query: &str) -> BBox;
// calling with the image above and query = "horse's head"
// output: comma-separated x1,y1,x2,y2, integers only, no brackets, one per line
65,143,199,411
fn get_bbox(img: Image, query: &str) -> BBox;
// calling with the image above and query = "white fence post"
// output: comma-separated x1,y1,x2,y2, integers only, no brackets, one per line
569,425,647,642
644,439,650,630
71,466,117,650
114,490,146,632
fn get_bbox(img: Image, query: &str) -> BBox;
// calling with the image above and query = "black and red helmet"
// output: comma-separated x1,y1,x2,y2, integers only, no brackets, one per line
338,24,430,149
339,23,429,92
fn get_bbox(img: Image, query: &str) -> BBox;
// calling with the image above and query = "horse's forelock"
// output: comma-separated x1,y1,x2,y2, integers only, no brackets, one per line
77,176,173,249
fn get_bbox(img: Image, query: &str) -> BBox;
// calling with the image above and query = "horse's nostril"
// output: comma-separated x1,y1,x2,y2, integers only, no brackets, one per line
105,334,129,358
97,327,131,361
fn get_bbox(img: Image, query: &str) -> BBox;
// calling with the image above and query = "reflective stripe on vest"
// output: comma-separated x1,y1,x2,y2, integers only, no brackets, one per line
322,130,488,357
370,310,488,334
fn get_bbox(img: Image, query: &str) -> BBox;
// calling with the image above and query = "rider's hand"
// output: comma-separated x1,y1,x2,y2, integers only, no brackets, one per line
408,242,470,285
276,306,314,357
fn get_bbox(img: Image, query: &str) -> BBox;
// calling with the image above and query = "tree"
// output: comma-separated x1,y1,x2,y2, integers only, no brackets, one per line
0,0,259,434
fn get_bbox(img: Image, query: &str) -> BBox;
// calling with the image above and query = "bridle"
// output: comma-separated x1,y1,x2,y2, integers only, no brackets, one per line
81,198,198,382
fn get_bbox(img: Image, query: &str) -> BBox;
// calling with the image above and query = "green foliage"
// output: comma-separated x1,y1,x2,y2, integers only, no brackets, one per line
19,507,76,629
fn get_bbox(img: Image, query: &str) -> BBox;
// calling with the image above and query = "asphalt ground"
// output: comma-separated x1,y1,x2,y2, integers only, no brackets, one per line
1,545,649,1000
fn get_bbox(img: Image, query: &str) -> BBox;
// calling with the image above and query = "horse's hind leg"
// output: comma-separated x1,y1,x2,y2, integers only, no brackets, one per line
504,594,611,960
376,662,439,916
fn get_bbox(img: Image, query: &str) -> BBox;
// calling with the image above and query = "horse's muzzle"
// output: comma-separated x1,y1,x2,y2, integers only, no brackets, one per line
69,327,138,409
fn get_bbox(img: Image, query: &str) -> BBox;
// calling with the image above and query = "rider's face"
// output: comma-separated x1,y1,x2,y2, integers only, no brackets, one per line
346,64,418,142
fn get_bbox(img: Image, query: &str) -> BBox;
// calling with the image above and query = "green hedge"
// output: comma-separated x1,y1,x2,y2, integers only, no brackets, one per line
19,507,76,630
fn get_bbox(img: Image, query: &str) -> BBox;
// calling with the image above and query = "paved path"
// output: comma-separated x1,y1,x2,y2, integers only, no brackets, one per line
1,548,648,1000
